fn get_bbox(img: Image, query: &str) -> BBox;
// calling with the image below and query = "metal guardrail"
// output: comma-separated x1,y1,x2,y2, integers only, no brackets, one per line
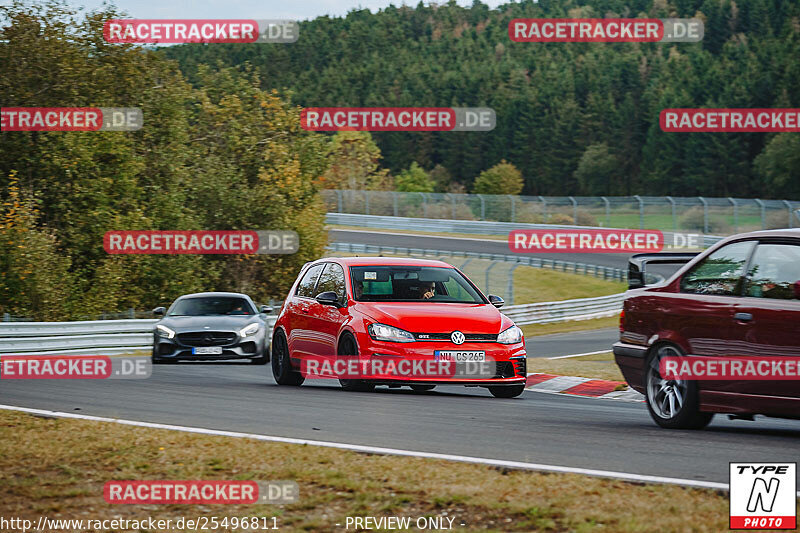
502,293,626,326
0,317,278,356
327,213,723,247
326,242,628,283
0,295,624,355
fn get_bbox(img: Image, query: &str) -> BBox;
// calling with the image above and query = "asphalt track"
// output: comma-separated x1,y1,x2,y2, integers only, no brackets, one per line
525,328,618,358
2,361,798,486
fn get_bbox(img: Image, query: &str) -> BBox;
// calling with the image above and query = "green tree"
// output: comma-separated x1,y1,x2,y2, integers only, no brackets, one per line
395,162,434,192
472,160,524,195
573,143,620,196
320,131,391,190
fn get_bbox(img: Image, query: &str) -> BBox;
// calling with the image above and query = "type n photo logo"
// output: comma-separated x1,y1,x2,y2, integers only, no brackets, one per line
730,463,796,530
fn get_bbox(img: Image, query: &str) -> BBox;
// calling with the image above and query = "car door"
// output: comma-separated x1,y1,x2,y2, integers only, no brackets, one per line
305,262,349,360
729,240,800,399
285,263,325,359
668,240,756,363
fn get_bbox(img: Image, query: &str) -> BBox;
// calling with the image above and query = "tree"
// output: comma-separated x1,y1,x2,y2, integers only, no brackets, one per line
573,143,620,196
754,134,800,199
320,131,391,190
472,160,524,195
395,162,434,192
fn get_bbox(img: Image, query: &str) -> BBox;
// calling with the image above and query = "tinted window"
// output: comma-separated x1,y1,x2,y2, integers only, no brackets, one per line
744,243,800,300
168,297,254,316
349,266,484,303
296,264,324,298
316,263,346,304
680,241,755,296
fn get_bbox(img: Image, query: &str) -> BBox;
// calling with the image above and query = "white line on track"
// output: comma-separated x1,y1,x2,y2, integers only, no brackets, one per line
547,350,611,360
0,403,732,492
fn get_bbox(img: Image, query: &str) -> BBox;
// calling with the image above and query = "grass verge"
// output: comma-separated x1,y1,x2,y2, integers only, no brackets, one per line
527,351,625,383
0,410,734,532
520,316,618,337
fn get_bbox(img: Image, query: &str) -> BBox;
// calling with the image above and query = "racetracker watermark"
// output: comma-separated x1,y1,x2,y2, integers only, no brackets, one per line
1,108,142,131
661,109,800,132
509,18,703,43
103,230,298,254
103,19,298,43
661,357,800,380
0,356,150,379
508,229,702,253
104,480,298,504
300,107,495,131
300,354,499,380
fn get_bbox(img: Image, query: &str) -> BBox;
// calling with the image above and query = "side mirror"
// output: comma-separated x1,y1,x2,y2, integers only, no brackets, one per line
315,291,342,307
153,307,166,317
259,305,273,314
488,295,504,308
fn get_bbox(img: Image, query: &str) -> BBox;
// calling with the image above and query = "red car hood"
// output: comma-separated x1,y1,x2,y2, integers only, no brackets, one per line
357,302,511,333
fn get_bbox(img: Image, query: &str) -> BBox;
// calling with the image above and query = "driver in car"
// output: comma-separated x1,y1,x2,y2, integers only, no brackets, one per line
420,282,436,300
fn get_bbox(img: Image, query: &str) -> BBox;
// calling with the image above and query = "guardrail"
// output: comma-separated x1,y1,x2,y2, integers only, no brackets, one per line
327,213,723,247
327,241,628,282
502,293,626,326
0,296,624,355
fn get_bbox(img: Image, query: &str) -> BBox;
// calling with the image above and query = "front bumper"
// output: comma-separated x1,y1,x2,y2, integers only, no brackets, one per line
348,333,527,384
153,331,268,363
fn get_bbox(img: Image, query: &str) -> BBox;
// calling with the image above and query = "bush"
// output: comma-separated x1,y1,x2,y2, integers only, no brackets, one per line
678,207,732,234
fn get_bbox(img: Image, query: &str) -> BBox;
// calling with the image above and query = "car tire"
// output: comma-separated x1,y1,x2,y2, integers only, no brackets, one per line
410,385,436,392
337,334,375,393
644,344,713,430
271,330,304,386
488,384,525,398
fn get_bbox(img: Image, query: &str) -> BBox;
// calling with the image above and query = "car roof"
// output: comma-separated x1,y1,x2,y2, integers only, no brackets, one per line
320,256,455,268
176,292,252,299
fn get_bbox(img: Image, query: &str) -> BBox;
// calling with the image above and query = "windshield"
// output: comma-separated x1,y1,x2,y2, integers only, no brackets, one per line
349,266,486,304
168,297,254,316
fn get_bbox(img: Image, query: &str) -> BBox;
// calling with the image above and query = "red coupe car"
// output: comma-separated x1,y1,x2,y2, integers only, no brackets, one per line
614,229,800,429
271,257,527,397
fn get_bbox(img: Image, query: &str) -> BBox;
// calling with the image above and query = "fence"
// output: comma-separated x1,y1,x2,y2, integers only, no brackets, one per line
0,294,625,355
323,190,800,235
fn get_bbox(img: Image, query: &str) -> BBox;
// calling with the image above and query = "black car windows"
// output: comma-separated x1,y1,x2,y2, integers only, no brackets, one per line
680,240,755,296
295,264,324,298
744,243,800,300
315,263,346,304
168,297,254,316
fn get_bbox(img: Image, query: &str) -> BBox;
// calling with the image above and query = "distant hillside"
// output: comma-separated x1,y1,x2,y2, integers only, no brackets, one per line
163,0,800,198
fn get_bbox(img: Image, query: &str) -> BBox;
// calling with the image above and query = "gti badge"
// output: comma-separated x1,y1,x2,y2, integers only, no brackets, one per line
451,330,465,345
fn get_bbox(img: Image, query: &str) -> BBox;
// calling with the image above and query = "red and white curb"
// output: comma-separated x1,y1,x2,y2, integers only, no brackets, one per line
525,373,644,402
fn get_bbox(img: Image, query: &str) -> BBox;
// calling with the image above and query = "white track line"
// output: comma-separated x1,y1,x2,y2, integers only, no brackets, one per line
547,350,611,360
0,403,731,492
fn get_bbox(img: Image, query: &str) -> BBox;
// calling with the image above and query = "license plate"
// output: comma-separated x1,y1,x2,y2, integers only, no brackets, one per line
193,346,223,355
434,351,485,362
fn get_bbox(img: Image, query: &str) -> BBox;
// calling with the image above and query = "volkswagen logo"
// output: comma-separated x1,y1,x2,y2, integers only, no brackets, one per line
450,330,465,345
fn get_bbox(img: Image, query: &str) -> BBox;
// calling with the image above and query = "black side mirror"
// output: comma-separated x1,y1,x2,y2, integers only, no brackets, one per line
259,305,273,314
488,295,504,308
153,307,166,317
315,291,342,307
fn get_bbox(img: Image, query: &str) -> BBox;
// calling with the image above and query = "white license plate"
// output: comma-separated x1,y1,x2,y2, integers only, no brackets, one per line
435,351,485,362
193,346,223,355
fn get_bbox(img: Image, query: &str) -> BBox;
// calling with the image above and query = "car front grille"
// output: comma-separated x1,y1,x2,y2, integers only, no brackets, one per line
413,332,498,342
177,331,237,347
494,361,516,378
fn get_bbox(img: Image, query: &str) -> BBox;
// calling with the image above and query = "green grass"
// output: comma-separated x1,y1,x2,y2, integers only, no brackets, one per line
527,351,626,382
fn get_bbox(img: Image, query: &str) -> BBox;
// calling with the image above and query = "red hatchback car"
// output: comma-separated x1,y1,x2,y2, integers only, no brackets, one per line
271,257,527,397
614,229,800,429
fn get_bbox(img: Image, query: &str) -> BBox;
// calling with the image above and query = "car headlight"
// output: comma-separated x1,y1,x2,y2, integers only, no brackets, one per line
367,323,415,343
497,325,522,344
239,323,260,337
156,325,175,339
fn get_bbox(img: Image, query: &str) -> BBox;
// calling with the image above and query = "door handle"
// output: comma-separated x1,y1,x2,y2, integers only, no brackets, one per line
734,312,753,322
